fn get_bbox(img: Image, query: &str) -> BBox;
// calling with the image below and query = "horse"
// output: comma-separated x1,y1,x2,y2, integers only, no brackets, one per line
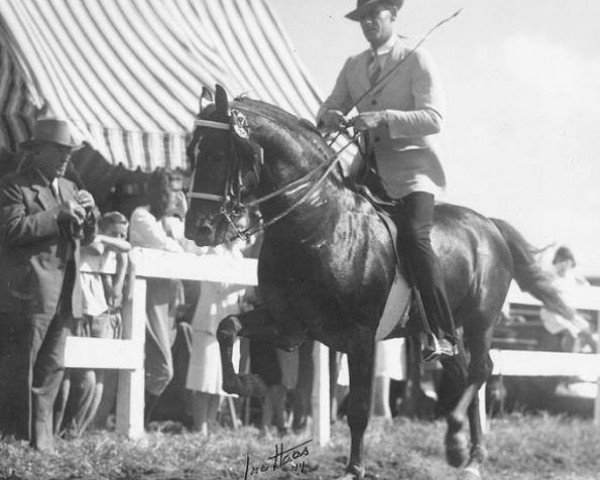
184,85,573,480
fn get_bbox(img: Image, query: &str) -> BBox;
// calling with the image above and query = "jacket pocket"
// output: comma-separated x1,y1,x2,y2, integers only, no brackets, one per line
7,266,34,301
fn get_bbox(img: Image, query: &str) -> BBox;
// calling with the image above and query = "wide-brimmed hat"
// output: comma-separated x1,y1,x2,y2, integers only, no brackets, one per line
346,0,404,22
21,117,80,150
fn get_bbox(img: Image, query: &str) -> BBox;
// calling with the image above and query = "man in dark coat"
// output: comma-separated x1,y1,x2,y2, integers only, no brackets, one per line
0,117,96,451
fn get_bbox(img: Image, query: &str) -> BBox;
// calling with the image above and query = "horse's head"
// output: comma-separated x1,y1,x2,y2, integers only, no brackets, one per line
185,85,262,246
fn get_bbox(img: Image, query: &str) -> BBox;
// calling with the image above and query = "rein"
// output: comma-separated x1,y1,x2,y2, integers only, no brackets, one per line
188,116,359,242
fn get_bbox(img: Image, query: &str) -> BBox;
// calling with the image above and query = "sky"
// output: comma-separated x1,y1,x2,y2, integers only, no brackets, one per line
270,0,600,276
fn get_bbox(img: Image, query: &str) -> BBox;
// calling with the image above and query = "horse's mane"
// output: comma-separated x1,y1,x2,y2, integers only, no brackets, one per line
232,96,333,159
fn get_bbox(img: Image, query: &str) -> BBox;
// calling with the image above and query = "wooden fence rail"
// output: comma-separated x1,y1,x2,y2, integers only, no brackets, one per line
65,250,600,441
65,248,331,441
480,284,600,431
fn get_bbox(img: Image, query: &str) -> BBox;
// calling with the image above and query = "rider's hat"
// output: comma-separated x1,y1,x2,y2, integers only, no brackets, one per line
346,0,404,22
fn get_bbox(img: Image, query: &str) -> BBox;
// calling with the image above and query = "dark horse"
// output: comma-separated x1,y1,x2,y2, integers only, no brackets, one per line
184,86,573,479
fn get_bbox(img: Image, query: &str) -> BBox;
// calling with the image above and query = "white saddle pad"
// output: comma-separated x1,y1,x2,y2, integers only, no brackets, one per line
375,266,411,341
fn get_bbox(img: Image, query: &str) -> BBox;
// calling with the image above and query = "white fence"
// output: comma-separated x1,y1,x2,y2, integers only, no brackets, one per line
64,247,258,438
481,283,600,431
64,247,333,442
65,250,600,441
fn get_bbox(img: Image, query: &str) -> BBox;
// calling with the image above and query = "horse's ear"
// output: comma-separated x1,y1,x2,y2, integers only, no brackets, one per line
199,87,214,115
214,84,230,117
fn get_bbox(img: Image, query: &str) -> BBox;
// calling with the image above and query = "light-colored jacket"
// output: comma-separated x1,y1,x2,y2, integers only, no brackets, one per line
317,36,446,199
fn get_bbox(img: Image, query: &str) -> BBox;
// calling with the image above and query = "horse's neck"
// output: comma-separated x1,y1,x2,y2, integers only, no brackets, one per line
246,110,364,235
259,152,368,243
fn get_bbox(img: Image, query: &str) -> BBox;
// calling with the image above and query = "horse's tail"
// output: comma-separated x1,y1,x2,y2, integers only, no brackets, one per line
490,218,575,319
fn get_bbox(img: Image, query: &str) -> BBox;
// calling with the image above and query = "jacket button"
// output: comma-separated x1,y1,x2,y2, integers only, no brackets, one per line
371,99,377,105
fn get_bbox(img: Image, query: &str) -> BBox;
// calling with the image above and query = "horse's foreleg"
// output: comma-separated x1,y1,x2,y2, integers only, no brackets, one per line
340,337,375,480
440,339,470,469
216,313,268,397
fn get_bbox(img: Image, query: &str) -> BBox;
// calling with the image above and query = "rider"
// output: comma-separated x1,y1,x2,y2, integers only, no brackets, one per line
317,0,457,361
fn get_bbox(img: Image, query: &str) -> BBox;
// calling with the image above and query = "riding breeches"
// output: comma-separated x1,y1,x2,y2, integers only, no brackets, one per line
390,192,455,341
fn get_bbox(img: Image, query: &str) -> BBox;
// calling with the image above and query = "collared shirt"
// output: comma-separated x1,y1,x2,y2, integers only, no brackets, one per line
51,178,60,199
368,35,397,76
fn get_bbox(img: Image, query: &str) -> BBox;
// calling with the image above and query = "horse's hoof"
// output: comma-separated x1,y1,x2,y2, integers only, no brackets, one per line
336,474,358,480
445,431,469,468
460,465,482,479
336,465,365,480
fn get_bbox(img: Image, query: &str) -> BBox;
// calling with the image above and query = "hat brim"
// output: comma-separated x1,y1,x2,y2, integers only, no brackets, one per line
346,0,404,21
20,139,82,151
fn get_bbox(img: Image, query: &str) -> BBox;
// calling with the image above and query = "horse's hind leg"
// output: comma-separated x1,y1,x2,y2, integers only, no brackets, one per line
443,321,493,479
440,345,470,469
462,325,494,479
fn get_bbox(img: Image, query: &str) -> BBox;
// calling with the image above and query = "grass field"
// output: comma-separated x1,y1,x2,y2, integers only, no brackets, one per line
1,413,599,480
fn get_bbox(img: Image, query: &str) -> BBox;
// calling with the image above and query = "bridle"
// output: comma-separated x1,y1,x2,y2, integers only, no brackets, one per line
187,113,359,242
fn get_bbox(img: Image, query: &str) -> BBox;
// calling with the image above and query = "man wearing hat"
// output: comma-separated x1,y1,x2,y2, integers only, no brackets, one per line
0,118,96,451
317,0,456,361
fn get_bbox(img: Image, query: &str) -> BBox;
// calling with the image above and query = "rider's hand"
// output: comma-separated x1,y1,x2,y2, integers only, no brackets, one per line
56,200,86,224
350,111,388,131
318,109,347,131
74,189,95,211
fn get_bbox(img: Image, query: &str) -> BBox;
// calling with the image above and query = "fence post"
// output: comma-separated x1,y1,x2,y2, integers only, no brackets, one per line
595,376,600,428
479,383,489,433
312,342,330,446
595,311,600,428
116,275,146,438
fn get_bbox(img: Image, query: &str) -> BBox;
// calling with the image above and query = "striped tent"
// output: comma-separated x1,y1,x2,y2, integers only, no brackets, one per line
0,0,323,171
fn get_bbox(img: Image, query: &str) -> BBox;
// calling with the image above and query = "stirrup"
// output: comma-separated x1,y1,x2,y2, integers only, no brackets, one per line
421,333,457,363
421,332,441,362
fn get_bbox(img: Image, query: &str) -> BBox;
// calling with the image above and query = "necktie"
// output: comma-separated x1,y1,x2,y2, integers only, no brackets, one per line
368,53,382,88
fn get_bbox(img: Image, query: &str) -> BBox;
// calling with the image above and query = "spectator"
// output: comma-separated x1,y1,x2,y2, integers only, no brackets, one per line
128,168,189,421
372,338,406,418
0,117,96,451
54,211,131,437
540,246,594,353
186,240,247,435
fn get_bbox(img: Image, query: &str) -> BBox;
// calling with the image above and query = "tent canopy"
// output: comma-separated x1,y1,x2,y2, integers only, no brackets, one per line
0,0,322,172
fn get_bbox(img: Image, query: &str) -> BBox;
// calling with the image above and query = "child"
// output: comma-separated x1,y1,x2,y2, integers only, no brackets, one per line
55,211,131,437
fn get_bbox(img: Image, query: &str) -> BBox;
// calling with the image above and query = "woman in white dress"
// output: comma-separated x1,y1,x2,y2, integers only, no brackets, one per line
185,242,246,434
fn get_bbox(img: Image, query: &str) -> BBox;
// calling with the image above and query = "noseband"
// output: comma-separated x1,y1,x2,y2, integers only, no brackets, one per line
187,113,358,242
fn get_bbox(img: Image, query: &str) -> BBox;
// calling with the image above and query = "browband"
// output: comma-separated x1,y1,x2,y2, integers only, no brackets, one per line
194,119,230,130
186,191,225,202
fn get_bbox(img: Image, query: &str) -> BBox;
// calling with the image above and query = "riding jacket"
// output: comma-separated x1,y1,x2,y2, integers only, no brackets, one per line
317,35,447,200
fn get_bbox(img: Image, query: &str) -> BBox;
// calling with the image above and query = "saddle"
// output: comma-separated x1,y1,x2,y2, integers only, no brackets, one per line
352,168,436,342
352,167,403,269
